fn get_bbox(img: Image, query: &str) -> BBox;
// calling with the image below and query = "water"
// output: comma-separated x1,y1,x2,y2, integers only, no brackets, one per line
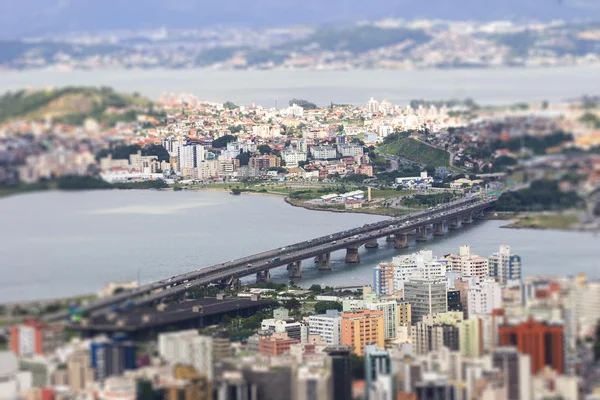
2,66,600,106
1,190,598,302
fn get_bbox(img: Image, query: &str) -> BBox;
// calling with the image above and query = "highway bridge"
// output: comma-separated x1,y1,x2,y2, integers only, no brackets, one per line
44,194,496,322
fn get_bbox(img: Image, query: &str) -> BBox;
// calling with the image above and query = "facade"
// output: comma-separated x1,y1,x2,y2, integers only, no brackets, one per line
444,245,488,280
404,278,448,323
488,244,522,287
415,374,456,400
458,318,482,357
67,350,95,394
90,338,136,383
397,301,412,327
10,319,63,357
365,299,398,340
498,318,564,374
258,334,299,356
411,322,460,355
338,144,364,157
281,150,307,167
373,263,395,296
308,310,342,345
340,310,385,356
178,143,205,171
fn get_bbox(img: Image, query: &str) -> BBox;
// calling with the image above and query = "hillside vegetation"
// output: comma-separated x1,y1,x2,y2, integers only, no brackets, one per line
0,86,160,126
379,134,450,166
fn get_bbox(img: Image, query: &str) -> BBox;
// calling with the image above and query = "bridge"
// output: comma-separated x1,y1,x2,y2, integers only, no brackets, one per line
44,194,496,322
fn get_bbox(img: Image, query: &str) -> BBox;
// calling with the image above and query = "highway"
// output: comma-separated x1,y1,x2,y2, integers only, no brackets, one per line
44,194,496,322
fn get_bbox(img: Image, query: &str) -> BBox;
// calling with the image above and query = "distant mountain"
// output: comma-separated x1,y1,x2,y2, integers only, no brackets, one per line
1,0,599,38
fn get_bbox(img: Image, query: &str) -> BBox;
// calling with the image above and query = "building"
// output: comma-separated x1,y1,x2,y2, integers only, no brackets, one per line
404,278,448,323
374,251,447,296
308,310,342,345
569,274,600,337
397,301,412,327
338,144,364,157
0,351,32,399
498,318,564,374
467,278,502,317
488,244,522,287
249,155,280,174
310,145,337,160
365,345,393,400
411,322,460,355
67,349,95,393
10,319,63,357
364,297,399,340
373,263,395,296
444,245,488,280
458,318,482,357
165,365,212,400
286,103,304,117
178,143,205,171
492,347,532,400
258,333,299,356
447,290,462,312
341,310,385,356
325,346,353,400
90,336,136,383
280,150,307,167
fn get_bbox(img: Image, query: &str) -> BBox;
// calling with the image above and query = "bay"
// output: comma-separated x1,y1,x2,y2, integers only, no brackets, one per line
0,190,597,302
1,66,600,106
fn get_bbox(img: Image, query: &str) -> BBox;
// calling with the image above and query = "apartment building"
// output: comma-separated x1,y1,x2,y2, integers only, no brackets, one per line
308,310,342,345
341,310,385,356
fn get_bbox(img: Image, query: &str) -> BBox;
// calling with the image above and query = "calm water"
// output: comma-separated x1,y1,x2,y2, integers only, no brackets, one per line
2,66,600,106
0,190,598,302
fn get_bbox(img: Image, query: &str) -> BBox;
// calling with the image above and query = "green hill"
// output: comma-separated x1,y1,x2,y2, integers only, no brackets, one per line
0,86,161,126
380,135,450,166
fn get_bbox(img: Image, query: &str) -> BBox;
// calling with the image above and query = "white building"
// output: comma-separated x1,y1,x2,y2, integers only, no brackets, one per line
404,277,448,323
338,144,364,157
178,143,205,171
286,103,304,117
445,245,489,280
488,244,522,288
308,310,342,345
281,151,308,167
0,352,32,399
261,318,303,341
467,278,502,316
157,330,215,380
252,125,273,139
310,146,338,160
395,172,434,189
365,298,399,340
378,125,394,140
368,98,380,113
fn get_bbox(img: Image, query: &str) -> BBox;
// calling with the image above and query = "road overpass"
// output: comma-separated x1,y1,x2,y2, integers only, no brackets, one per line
44,194,496,322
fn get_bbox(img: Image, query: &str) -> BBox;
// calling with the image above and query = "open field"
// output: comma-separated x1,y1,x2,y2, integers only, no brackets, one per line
379,137,450,166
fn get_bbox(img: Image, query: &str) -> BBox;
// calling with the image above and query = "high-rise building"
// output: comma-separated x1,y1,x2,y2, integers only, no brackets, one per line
498,318,564,374
488,244,522,287
368,98,380,113
365,345,393,400
365,298,398,340
10,319,63,357
444,245,488,280
404,278,448,323
177,143,205,171
90,336,136,383
308,310,342,345
492,347,532,400
411,322,460,355
467,278,502,317
447,290,462,312
458,318,483,357
341,310,384,356
569,274,600,337
67,350,95,393
325,346,353,400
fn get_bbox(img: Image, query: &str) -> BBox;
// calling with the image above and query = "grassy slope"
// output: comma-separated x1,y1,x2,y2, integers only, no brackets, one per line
379,137,450,166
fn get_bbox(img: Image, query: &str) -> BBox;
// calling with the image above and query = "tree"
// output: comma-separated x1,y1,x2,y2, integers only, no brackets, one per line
308,284,322,293
212,134,236,148
314,301,343,314
289,98,318,110
223,101,239,110
258,144,272,155
283,298,301,311
142,144,170,162
350,354,365,380
236,151,250,166
424,165,436,177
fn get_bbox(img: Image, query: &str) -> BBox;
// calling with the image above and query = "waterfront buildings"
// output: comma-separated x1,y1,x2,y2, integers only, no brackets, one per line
488,244,522,287
466,278,502,316
444,245,488,280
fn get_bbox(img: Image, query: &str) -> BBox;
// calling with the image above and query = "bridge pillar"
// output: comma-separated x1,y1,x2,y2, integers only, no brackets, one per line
433,221,445,236
462,212,474,224
394,233,409,249
256,270,271,283
315,253,332,270
287,261,302,278
474,209,485,219
416,226,428,242
386,235,395,243
448,217,461,230
345,246,360,263
365,239,379,249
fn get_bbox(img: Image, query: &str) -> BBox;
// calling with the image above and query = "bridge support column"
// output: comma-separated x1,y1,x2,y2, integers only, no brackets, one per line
365,239,379,249
448,217,461,230
315,253,332,270
394,233,408,249
474,209,485,219
287,261,302,278
462,212,474,224
416,226,428,242
433,221,445,236
345,246,360,263
256,270,271,283
386,235,395,243
231,278,241,291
